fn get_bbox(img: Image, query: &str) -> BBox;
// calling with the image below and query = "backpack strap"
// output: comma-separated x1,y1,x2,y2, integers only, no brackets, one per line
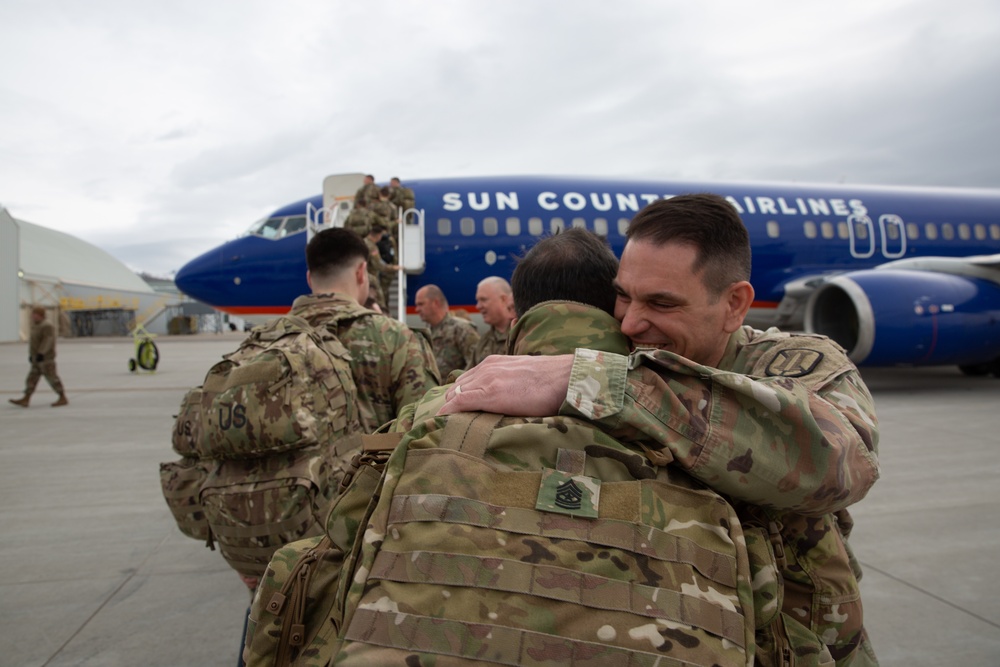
438,412,504,458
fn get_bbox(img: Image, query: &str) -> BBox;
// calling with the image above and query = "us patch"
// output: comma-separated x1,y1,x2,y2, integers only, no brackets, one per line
765,348,824,377
536,469,601,519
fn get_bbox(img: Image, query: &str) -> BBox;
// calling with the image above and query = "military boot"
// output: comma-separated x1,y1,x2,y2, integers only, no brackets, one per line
9,396,30,407
51,394,68,407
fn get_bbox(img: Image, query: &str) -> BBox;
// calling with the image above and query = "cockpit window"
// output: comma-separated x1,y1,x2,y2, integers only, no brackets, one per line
246,217,285,239
281,216,307,237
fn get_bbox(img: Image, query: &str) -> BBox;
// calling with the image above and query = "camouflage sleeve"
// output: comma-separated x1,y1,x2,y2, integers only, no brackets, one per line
388,327,441,417
36,324,56,357
368,242,389,275
560,348,880,516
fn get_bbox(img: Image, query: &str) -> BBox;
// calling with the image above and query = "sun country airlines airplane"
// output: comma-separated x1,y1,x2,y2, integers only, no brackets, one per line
174,173,1000,374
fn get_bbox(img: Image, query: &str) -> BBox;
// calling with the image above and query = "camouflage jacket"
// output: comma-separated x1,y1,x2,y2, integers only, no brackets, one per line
354,183,380,206
289,293,439,432
389,185,415,212
344,208,373,238
30,320,57,362
470,324,509,366
561,326,881,665
560,326,879,514
363,238,394,278
370,199,397,230
428,313,480,379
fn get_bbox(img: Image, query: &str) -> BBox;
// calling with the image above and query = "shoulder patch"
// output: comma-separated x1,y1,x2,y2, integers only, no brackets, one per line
764,348,825,377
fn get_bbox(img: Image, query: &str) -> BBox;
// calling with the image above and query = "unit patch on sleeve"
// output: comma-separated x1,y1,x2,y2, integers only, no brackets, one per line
764,348,825,378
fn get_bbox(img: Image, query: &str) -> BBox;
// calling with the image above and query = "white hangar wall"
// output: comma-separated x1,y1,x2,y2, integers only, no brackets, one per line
1,206,177,342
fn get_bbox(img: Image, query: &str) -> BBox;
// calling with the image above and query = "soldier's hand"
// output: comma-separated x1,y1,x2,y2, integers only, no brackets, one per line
438,354,574,417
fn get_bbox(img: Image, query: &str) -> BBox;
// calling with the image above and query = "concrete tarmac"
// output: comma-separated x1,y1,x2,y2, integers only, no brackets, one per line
1,335,999,666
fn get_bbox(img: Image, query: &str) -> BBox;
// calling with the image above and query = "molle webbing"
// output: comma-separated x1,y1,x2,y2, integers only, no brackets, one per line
369,549,747,647
345,607,696,667
387,493,738,587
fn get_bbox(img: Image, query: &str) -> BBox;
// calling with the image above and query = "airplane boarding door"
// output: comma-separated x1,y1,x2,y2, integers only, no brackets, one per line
848,214,876,259
396,207,425,321
309,173,366,241
879,214,907,258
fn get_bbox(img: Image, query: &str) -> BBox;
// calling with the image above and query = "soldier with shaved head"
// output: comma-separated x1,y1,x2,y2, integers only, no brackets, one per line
415,284,480,379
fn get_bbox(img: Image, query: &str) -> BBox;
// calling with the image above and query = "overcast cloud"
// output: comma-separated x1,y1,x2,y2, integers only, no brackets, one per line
2,0,999,276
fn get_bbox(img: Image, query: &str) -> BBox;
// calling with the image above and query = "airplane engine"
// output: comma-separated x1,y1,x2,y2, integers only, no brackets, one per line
804,269,1000,367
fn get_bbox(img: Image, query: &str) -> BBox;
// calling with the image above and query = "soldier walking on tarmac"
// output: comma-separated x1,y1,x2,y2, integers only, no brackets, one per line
10,306,68,408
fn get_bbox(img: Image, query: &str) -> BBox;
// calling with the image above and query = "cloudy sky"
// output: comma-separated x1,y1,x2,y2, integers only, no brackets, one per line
2,0,999,277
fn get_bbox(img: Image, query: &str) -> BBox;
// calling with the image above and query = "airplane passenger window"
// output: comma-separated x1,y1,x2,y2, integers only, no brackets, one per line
853,221,868,239
974,224,987,240
907,223,920,240
461,217,476,236
838,222,850,239
437,218,452,236
281,216,306,237
572,218,587,230
803,221,817,239
886,224,900,240
958,223,971,240
618,218,630,236
529,217,544,236
942,223,955,240
506,217,521,236
991,224,1000,240
821,221,834,239
594,218,608,236
766,221,780,238
550,218,565,234
483,217,499,236
925,223,938,240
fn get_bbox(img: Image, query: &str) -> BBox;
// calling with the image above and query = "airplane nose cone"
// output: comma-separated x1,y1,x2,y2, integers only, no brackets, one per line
175,247,223,305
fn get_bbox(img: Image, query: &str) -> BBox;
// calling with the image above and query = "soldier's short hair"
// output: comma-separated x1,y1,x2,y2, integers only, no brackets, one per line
420,284,448,307
511,228,619,317
371,223,386,234
306,228,368,281
626,193,751,296
31,305,46,317
380,187,391,197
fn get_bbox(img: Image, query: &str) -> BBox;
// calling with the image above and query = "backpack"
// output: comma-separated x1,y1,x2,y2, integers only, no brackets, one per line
245,411,758,667
159,314,360,579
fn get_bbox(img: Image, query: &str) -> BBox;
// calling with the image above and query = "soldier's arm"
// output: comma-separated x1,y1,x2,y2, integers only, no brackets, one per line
389,328,441,417
36,325,56,357
561,347,880,516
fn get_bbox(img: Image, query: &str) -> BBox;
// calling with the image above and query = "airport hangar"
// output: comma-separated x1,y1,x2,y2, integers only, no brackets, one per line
0,205,218,344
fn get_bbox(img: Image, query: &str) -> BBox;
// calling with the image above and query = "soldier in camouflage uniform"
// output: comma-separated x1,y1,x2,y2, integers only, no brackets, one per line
471,276,515,366
414,284,480,379
388,176,415,222
441,195,880,666
363,224,398,314
353,174,380,207
370,188,399,301
9,306,68,408
343,200,375,238
297,227,439,433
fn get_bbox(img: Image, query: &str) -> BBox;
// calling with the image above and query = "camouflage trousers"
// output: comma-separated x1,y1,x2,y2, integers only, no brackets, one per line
25,360,65,397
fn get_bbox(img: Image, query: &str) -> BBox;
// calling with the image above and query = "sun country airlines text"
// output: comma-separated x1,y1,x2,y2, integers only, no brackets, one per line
442,190,870,217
